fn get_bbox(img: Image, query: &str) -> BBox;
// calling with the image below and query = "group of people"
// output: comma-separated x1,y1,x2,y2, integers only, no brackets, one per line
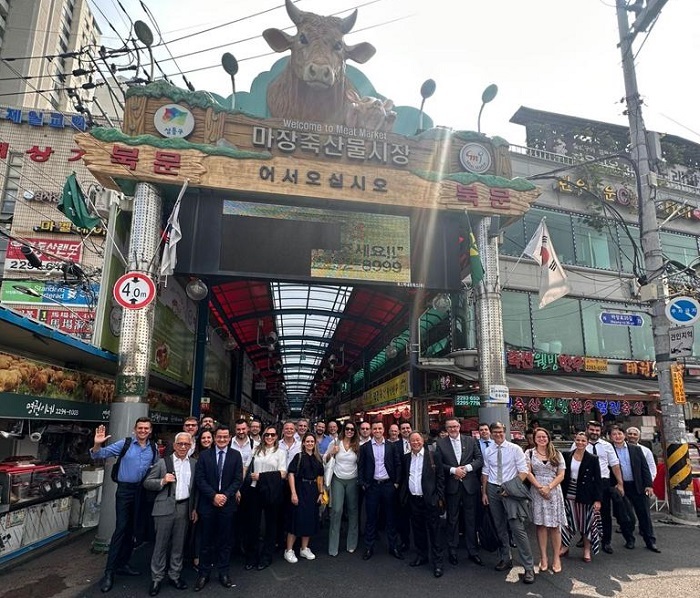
90,414,661,593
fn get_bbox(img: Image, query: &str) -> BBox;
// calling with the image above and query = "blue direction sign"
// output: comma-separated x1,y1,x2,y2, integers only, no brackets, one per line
665,296,700,326
599,312,644,326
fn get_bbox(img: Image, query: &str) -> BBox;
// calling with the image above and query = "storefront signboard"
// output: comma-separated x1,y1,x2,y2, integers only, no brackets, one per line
0,392,110,421
362,372,409,409
511,396,646,416
507,350,608,374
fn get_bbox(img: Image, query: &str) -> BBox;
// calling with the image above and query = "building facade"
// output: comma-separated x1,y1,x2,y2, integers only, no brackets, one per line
0,0,100,111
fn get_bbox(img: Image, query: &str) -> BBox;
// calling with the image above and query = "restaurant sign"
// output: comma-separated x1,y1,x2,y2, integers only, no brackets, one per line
507,350,608,374
512,396,646,416
363,372,409,409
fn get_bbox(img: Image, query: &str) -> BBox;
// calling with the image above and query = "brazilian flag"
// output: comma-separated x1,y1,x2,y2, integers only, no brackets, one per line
58,172,101,230
469,229,485,286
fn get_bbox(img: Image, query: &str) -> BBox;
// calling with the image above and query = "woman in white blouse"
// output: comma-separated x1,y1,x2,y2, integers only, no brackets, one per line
243,426,287,570
324,421,360,556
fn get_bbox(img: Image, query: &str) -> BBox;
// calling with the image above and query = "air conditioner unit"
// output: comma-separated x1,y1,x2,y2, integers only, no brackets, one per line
91,188,127,218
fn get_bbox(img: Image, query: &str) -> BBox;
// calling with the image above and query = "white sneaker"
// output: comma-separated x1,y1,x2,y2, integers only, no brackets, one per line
299,547,316,560
284,549,298,564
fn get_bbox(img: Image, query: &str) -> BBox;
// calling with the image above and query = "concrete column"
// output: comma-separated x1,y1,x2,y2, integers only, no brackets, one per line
92,182,163,552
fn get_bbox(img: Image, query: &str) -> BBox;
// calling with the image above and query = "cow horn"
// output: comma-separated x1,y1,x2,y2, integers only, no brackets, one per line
340,9,358,34
285,0,302,25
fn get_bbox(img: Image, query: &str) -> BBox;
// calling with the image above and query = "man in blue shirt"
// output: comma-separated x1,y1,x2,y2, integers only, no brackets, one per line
90,417,158,593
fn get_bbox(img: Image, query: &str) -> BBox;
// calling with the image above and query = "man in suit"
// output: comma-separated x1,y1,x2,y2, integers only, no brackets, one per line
144,432,197,595
436,417,483,566
400,432,445,578
194,425,243,591
609,425,660,553
358,420,403,561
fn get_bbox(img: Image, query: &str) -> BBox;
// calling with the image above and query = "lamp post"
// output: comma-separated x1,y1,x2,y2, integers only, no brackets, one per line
477,84,498,134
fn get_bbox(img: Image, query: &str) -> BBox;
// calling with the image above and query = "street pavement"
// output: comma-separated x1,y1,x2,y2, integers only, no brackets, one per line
2,515,700,598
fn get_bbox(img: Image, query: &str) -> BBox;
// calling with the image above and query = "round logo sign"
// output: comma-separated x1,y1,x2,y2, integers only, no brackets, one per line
458,142,492,174
153,104,195,139
113,272,157,310
665,296,700,326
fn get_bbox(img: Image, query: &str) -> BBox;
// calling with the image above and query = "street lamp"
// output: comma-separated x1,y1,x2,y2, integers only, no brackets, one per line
134,20,155,83
477,83,498,134
221,52,239,110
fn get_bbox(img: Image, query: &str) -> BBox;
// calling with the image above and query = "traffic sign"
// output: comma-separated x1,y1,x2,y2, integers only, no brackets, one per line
669,326,695,358
113,272,156,310
665,296,700,326
600,312,644,326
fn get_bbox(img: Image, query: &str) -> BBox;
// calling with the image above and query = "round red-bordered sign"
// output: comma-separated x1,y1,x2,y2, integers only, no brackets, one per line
113,272,156,310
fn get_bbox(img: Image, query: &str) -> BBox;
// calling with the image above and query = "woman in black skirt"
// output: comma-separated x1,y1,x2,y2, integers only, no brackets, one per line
284,433,324,563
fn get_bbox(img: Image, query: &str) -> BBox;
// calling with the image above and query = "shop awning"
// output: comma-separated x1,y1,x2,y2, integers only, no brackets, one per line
507,373,660,399
0,306,117,374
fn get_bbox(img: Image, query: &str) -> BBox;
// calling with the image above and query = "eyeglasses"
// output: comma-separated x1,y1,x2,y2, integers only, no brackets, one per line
175,442,191,447
263,432,277,437
184,424,197,427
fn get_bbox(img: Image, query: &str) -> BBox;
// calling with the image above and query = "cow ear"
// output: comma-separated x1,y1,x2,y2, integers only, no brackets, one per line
263,28,294,52
346,42,376,64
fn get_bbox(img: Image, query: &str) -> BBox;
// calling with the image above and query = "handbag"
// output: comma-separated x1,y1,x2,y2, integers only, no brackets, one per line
320,488,330,506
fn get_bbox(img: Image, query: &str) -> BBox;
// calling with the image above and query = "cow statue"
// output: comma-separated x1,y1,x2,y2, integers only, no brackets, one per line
263,0,396,132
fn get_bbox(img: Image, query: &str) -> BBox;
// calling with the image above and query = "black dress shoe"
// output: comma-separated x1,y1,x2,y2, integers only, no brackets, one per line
362,548,373,560
433,567,443,578
409,557,428,567
115,565,141,576
100,572,114,593
625,539,635,549
219,574,234,588
469,555,484,566
244,563,255,571
194,576,209,592
257,561,270,570
494,559,513,571
523,569,536,584
390,548,405,560
448,552,458,566
646,544,661,553
168,578,188,590
148,581,161,596
602,544,614,554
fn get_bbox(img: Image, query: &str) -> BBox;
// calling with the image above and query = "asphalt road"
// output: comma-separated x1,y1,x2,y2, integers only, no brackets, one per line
2,515,700,598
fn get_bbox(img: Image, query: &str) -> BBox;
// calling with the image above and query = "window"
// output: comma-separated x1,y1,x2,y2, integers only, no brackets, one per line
1,153,23,218
660,231,699,268
573,216,618,269
630,314,654,360
532,296,584,355
502,291,532,349
529,209,575,265
581,301,632,359
501,217,526,257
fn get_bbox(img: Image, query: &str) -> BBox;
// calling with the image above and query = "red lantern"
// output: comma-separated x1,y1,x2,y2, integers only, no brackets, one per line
402,407,411,419
393,410,401,419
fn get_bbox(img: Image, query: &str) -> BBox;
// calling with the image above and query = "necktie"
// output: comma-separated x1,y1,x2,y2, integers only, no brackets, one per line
591,443,598,456
485,441,490,448
496,445,503,485
217,449,224,490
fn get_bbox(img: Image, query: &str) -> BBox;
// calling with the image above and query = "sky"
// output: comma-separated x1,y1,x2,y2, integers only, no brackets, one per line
91,0,700,147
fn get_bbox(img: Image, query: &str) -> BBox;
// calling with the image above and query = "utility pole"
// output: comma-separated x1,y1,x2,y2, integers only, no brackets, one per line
615,0,696,521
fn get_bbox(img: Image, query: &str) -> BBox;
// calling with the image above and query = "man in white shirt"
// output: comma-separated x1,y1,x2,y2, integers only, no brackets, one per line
399,421,413,455
478,422,492,456
396,421,413,550
230,419,253,469
144,432,197,595
249,419,262,448
279,421,302,469
625,427,657,481
294,418,309,441
571,420,624,554
481,422,535,585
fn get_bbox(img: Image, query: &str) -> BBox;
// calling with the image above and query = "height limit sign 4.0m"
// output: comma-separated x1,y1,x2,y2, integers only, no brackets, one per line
113,272,156,310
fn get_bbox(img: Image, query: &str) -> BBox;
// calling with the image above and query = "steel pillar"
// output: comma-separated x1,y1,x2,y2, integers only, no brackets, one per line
92,182,163,552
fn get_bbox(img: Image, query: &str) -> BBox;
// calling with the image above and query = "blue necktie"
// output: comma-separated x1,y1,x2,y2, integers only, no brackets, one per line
217,450,224,490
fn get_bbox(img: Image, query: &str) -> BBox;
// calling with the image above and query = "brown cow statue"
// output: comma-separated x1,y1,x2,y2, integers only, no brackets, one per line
263,0,396,131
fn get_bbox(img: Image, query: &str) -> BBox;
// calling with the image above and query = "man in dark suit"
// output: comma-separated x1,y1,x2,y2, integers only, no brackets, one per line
358,420,403,561
194,425,243,591
436,417,483,566
400,432,445,577
143,432,197,595
609,425,660,553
